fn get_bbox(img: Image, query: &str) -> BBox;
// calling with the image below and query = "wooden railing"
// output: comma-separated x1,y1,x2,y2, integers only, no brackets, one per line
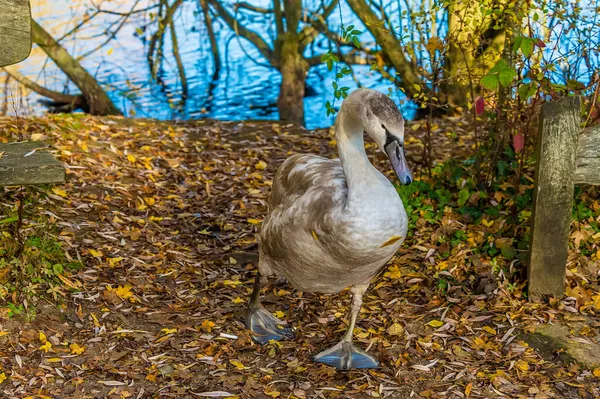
528,96,600,298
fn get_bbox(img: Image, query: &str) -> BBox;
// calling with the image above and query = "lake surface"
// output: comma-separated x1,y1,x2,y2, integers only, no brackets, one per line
5,0,413,129
5,1,596,129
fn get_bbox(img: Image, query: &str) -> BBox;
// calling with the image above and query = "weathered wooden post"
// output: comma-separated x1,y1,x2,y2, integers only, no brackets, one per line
528,96,581,298
0,0,32,67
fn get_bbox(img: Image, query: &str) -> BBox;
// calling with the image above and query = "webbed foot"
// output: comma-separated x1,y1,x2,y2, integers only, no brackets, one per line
246,306,294,345
313,341,379,370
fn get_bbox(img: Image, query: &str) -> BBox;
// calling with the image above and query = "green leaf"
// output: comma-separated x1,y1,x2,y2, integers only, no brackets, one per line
352,36,360,48
340,86,350,91
512,36,524,53
53,263,64,275
341,67,351,75
517,83,536,99
458,189,470,205
347,24,355,31
498,67,516,87
500,246,517,260
341,91,348,99
521,38,534,57
332,81,338,89
489,59,508,73
331,54,339,62
481,74,499,91
326,59,333,71
351,29,362,35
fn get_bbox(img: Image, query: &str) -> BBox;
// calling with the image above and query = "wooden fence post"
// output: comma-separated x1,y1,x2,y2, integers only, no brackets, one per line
528,96,581,298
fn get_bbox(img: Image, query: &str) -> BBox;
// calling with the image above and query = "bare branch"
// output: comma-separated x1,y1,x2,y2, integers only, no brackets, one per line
77,0,144,61
167,1,188,99
233,2,272,13
346,0,425,99
200,0,221,78
2,66,85,109
89,0,160,16
298,0,339,48
208,0,274,64
307,49,374,67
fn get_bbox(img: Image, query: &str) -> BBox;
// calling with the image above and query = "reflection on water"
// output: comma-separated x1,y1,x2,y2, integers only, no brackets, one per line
4,0,414,129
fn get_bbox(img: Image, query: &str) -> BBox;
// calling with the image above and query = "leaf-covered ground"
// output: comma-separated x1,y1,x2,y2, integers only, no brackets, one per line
0,114,599,398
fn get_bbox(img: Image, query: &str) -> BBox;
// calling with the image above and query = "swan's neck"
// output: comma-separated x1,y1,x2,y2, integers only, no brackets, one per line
336,112,380,206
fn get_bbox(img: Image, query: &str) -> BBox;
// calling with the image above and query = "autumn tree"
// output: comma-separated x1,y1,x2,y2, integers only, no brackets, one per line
207,0,368,126
346,0,516,112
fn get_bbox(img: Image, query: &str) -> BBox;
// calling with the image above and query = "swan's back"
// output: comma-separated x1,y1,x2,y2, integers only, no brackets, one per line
268,154,347,211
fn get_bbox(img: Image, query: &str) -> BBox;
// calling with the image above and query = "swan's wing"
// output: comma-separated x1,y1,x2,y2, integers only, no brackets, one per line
268,154,346,210
260,154,347,258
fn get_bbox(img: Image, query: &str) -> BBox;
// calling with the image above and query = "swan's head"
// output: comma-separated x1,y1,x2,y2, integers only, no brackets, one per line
357,89,413,185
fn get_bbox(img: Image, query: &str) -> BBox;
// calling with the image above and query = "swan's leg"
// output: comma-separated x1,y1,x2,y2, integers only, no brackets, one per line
313,285,379,370
246,272,294,345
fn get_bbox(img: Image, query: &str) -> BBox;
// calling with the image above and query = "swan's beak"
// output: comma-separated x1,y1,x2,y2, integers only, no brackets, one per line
385,139,412,185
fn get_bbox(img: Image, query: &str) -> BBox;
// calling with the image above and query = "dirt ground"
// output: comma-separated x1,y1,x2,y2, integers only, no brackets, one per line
0,114,599,398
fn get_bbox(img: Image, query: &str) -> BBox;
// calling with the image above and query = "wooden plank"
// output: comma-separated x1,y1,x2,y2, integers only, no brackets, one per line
528,96,581,298
0,141,65,186
0,0,32,67
574,124,600,185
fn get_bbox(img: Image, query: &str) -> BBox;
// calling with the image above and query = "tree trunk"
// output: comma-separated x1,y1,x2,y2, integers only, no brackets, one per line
444,0,505,107
277,34,308,126
31,20,121,116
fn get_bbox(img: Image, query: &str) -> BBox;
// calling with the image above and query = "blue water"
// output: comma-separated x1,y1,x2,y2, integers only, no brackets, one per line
5,0,598,129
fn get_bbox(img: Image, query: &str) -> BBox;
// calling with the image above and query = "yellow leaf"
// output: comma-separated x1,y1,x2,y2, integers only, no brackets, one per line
232,297,245,304
89,249,103,258
107,48,113,55
380,235,403,248
273,311,285,319
427,320,444,328
200,320,215,332
161,328,177,335
39,331,47,343
387,323,405,336
0,372,6,384
107,257,124,267
482,326,496,335
384,265,402,279
230,359,248,370
255,160,267,170
223,280,242,287
265,390,280,398
52,187,68,198
39,341,52,352
515,359,529,371
0,331,8,337
47,358,62,363
464,382,472,397
127,154,136,163
70,343,85,355
144,197,156,206
593,368,600,377
311,230,319,241
114,285,133,299
247,218,261,225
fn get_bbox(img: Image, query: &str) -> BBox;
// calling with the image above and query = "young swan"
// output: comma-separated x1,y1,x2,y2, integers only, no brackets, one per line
246,88,412,370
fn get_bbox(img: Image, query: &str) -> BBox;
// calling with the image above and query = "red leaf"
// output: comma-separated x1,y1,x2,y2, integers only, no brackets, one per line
513,133,525,152
475,96,484,115
535,39,546,48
